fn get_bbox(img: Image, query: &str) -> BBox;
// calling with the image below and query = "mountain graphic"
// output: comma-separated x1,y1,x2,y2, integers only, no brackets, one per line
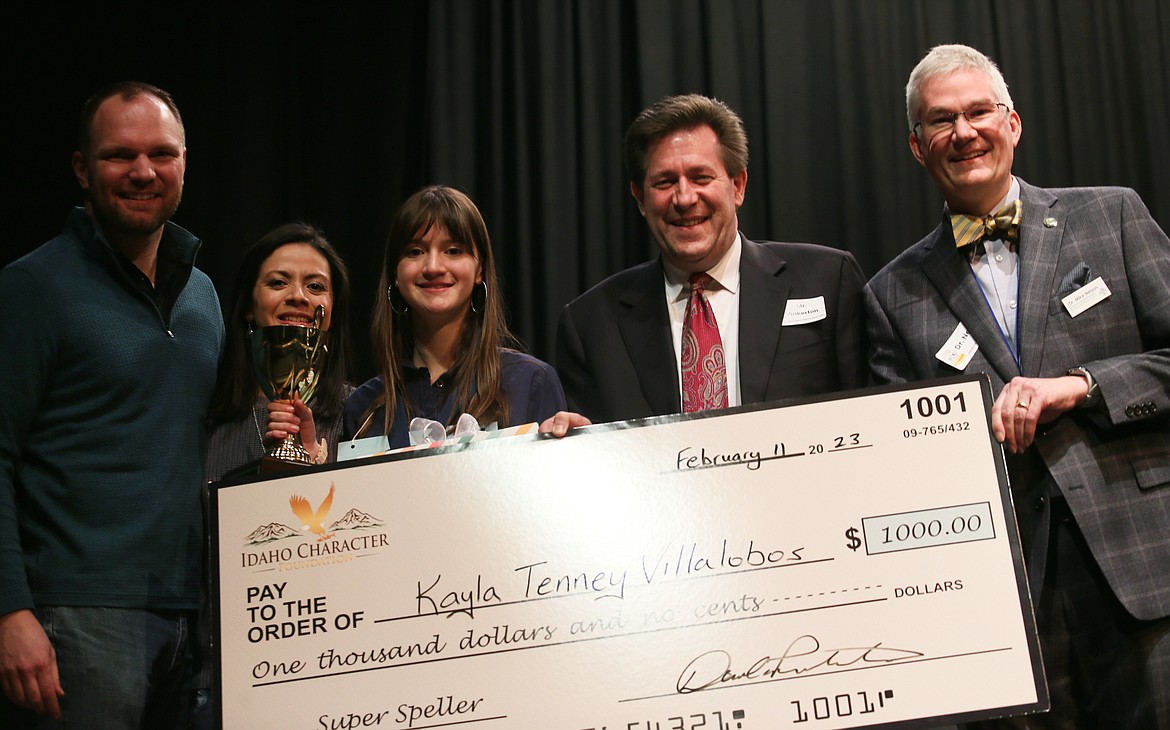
244,523,301,544
329,508,384,531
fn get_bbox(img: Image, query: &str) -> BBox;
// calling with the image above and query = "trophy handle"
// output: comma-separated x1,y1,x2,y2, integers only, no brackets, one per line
307,304,326,364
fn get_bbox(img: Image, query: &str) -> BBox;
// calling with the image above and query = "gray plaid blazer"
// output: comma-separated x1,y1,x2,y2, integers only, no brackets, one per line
864,178,1170,621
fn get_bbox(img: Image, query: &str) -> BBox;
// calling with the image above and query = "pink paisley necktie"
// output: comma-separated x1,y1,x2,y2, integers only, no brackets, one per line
681,273,728,413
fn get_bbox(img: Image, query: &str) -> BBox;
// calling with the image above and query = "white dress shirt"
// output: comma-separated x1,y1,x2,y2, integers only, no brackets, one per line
966,177,1022,366
661,232,743,407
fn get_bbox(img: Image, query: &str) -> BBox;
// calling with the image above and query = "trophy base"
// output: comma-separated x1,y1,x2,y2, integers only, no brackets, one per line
260,437,316,473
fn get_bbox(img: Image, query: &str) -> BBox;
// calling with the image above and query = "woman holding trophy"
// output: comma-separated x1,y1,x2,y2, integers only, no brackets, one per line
204,221,354,478
193,222,353,728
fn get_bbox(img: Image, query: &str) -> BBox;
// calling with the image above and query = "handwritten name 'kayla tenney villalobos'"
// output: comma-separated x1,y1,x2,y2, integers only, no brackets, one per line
413,537,807,620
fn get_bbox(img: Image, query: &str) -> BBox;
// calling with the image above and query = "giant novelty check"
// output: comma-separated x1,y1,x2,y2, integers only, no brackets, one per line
213,375,1047,729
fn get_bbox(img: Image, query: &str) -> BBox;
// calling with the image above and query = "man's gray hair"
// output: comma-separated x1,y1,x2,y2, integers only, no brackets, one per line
906,44,1014,133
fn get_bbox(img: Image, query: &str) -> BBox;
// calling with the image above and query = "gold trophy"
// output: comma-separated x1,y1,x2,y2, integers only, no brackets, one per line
251,305,329,469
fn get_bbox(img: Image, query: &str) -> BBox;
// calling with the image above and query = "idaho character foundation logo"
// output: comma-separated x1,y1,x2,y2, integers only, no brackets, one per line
290,482,337,541
240,482,389,571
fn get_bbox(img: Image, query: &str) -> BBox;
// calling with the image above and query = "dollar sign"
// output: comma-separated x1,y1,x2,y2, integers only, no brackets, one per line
844,526,862,551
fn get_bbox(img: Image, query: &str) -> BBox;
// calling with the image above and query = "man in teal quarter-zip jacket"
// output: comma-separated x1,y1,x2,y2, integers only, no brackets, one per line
0,81,224,729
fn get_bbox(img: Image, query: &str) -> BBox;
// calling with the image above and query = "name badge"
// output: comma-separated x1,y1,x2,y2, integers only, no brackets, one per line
935,322,979,370
782,296,827,325
1061,276,1111,317
338,435,389,461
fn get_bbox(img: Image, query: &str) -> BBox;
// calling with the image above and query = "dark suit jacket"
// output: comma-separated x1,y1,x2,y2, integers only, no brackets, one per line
555,237,868,423
865,179,1170,621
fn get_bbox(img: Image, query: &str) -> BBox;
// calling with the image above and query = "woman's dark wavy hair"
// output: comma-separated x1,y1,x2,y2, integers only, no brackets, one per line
208,222,352,424
358,185,519,436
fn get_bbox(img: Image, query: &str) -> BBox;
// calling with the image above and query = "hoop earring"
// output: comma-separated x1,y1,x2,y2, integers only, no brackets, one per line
387,284,409,315
471,281,487,315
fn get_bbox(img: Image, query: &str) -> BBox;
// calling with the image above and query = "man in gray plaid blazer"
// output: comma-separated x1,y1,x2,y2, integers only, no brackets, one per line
865,44,1170,727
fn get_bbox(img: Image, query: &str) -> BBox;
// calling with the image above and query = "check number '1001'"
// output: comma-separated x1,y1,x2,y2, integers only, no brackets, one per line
900,392,967,419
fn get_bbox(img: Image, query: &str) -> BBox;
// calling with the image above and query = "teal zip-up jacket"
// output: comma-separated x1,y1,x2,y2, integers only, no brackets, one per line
0,208,224,614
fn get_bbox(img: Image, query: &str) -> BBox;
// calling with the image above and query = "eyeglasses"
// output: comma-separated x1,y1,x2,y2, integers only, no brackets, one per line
914,102,1010,139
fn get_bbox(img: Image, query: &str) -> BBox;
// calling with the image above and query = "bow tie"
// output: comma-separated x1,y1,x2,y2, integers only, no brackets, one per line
950,199,1022,259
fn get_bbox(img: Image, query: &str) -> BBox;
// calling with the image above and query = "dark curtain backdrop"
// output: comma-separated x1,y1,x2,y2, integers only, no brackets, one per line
5,0,1168,382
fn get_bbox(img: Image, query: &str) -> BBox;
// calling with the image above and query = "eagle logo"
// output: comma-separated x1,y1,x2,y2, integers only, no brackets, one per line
289,482,336,541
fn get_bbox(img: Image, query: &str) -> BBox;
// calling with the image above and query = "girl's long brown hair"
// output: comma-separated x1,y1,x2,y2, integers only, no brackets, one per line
358,185,518,436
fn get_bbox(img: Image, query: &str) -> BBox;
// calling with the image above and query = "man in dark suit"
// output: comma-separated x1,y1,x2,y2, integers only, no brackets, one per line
554,94,867,424
865,44,1170,726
